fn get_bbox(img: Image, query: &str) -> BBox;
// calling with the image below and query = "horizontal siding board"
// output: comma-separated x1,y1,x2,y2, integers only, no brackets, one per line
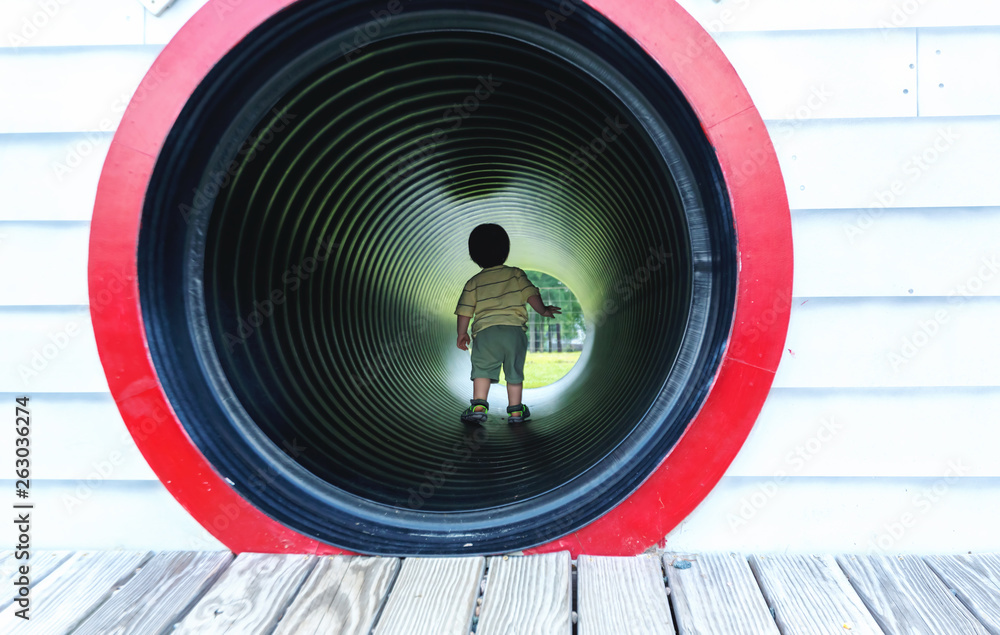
792,207,1000,297
918,28,1000,117
0,0,144,48
0,46,164,134
678,0,1000,33
0,393,156,481
0,222,89,305
0,133,112,221
0,308,107,392
667,476,1000,555
10,207,1000,309
0,479,226,551
716,29,917,120
774,298,1000,388
728,387,1000,478
771,117,1000,210
7,385,997,483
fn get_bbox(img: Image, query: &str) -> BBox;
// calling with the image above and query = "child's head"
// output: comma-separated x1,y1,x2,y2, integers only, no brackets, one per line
468,224,510,268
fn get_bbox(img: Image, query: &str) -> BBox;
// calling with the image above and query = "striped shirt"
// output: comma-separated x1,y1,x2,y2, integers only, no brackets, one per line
455,266,541,337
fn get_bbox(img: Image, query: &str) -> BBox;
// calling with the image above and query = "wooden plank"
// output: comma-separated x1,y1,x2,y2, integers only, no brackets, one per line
0,550,74,609
676,0,1000,33
273,556,399,635
925,555,1000,634
918,29,1000,117
0,0,144,48
715,30,916,121
748,554,883,634
174,553,315,634
791,207,1000,299
373,556,484,635
772,298,1000,389
771,118,1000,211
0,46,163,134
838,555,990,634
971,554,1000,588
477,552,572,635
665,553,778,635
72,551,233,635
0,307,107,393
0,222,90,306
0,550,151,634
726,387,1000,478
0,132,113,221
577,554,674,635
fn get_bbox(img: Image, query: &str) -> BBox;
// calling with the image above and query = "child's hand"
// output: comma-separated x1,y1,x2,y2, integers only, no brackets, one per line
458,332,471,351
542,305,562,318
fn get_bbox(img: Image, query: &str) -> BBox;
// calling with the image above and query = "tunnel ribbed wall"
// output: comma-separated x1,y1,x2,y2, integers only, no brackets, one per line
138,0,737,554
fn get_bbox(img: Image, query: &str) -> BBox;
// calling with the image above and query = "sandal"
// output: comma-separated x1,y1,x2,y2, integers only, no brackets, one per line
461,399,489,424
506,404,531,424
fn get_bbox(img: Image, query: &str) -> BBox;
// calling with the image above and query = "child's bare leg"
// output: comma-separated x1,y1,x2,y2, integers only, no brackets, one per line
473,378,492,402
506,382,523,409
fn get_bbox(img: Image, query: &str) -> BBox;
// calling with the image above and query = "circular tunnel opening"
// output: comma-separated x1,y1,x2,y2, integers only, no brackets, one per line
138,0,737,554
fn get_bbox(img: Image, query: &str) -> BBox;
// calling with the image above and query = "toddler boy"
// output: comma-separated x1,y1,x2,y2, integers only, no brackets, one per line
455,224,560,424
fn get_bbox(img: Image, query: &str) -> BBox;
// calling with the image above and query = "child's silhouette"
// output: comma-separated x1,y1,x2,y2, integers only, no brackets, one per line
455,224,561,424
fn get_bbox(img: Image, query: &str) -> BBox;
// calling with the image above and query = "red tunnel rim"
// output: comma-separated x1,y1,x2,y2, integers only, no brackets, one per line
89,0,792,556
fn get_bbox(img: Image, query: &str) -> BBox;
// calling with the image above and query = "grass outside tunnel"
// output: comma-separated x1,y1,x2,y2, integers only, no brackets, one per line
497,351,583,389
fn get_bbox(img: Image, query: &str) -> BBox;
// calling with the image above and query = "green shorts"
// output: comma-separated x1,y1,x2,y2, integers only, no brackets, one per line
470,325,528,384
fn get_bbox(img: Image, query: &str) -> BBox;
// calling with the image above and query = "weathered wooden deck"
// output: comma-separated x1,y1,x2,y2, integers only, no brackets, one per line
2,550,1000,634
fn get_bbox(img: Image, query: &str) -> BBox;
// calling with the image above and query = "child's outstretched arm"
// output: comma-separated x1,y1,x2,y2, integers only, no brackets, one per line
457,315,472,350
527,294,562,319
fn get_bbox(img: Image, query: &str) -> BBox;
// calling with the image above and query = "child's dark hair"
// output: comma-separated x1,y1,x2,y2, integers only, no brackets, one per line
468,224,510,268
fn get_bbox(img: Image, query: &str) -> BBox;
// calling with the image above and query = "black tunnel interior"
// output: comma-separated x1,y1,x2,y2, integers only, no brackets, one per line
139,0,737,554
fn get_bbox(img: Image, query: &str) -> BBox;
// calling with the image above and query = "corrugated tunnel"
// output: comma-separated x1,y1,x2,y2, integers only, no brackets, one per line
92,0,790,556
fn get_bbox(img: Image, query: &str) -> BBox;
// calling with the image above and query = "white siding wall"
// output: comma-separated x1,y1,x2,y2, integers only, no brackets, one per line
1,0,998,552
669,0,1000,554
